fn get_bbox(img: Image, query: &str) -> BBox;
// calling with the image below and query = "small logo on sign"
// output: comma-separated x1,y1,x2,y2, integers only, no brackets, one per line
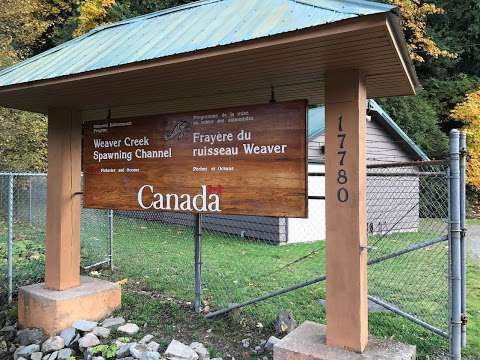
165,120,190,141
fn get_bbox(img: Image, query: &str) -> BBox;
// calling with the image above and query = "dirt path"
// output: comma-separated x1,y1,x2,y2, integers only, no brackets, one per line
467,223,480,263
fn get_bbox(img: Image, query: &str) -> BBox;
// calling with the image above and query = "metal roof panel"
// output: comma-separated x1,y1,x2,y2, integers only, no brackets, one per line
0,0,395,87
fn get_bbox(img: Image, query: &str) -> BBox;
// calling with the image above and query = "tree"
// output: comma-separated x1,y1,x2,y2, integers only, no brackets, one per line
0,109,47,172
0,0,75,172
74,0,116,37
377,95,448,159
450,88,480,190
385,0,456,63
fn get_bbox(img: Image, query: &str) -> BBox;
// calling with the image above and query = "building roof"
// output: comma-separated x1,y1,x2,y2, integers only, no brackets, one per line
308,100,429,160
0,0,396,87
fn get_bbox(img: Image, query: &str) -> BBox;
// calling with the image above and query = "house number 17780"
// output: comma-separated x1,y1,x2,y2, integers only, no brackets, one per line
337,115,349,202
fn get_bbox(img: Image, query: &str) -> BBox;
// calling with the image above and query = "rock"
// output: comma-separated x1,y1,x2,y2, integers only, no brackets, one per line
241,339,250,348
130,343,148,359
165,340,199,360
101,317,126,328
92,326,110,339
17,328,47,346
14,344,41,360
117,343,134,358
274,310,297,335
57,348,74,360
59,327,76,347
147,341,160,353
42,355,50,360
49,350,59,360
254,346,262,352
0,340,6,354
140,352,160,360
73,320,98,332
92,357,106,360
31,352,44,360
114,339,127,347
139,334,154,344
42,336,65,353
117,323,139,335
211,358,223,360
1,325,16,341
190,342,209,360
78,333,100,350
264,336,280,351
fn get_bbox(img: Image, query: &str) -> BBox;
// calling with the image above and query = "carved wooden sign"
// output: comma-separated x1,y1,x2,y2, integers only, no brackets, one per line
83,100,307,217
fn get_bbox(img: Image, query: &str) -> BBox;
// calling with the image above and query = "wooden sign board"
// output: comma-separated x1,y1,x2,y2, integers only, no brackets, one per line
83,100,307,217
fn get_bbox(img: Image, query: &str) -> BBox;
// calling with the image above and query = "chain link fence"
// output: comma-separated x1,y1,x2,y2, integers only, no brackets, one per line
0,134,466,358
0,174,111,303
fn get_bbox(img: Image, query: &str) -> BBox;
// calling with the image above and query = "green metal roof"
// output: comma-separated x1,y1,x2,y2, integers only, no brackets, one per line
0,0,395,87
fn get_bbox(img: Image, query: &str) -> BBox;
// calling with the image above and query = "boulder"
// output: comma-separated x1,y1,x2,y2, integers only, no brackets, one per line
147,341,160,353
31,352,43,360
48,350,59,360
140,352,160,360
165,340,199,360
92,326,110,339
117,343,134,358
117,323,139,335
139,334,154,344
14,344,41,360
17,328,47,346
274,310,297,335
57,348,74,360
101,317,126,329
264,336,280,351
59,327,76,347
130,343,149,359
72,320,98,332
190,342,209,360
42,336,65,353
78,333,100,350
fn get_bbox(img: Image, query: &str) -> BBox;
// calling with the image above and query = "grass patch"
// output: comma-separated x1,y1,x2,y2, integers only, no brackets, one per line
464,261,480,358
4,214,479,359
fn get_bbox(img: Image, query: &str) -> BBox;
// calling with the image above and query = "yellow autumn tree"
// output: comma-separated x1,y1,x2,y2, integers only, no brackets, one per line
74,0,116,37
450,89,480,189
386,0,456,62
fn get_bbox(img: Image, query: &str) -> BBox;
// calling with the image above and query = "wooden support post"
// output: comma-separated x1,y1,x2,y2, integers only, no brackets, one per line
45,109,82,290
325,69,368,352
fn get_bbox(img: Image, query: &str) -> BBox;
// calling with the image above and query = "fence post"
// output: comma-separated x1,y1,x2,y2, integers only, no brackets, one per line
7,174,14,303
449,129,462,360
459,131,467,348
194,213,203,313
29,177,33,225
109,209,114,270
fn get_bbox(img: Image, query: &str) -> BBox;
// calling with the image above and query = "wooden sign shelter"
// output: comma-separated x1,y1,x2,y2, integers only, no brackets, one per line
83,101,307,217
0,0,418,353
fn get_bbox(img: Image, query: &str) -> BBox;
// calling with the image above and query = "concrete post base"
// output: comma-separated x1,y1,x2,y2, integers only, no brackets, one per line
18,276,121,336
274,321,416,360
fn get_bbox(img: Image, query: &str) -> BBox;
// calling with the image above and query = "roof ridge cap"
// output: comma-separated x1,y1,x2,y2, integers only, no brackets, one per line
291,0,395,15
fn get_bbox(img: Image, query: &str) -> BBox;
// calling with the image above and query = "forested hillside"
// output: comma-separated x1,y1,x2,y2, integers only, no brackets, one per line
0,0,479,189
